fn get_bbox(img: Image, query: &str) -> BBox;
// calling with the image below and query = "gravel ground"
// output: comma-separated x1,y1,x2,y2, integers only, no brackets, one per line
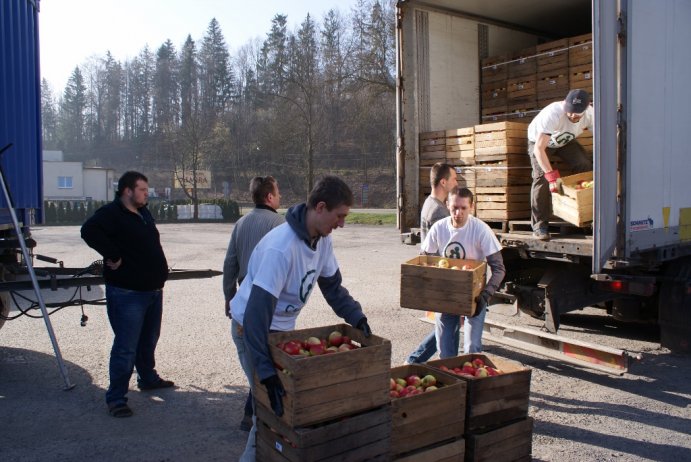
1,223,689,461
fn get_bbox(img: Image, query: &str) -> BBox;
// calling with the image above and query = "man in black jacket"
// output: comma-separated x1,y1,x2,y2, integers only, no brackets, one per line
81,171,172,418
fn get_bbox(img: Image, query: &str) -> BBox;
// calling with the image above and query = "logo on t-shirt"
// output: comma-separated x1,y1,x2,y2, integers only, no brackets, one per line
444,242,467,260
299,269,317,303
551,132,575,147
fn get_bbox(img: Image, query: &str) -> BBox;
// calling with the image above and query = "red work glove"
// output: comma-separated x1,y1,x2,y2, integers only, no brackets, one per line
545,169,561,193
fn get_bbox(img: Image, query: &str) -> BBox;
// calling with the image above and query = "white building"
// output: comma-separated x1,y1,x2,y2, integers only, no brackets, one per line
42,151,116,201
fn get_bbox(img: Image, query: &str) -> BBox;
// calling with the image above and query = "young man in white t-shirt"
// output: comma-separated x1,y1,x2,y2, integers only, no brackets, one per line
528,89,594,240
422,187,506,355
230,176,371,462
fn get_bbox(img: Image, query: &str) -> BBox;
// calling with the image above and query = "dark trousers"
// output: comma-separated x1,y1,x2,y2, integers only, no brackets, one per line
105,285,163,406
528,140,591,231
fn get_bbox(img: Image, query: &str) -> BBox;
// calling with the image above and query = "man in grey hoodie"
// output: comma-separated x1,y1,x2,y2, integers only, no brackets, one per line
229,175,371,462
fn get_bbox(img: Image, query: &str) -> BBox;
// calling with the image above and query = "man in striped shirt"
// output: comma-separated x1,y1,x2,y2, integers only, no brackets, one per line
223,176,284,431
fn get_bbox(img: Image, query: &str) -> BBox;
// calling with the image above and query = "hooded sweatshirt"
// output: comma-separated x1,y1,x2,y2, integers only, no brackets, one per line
230,203,366,381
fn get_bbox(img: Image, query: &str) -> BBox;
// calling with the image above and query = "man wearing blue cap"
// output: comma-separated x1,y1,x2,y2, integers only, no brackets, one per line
527,89,594,240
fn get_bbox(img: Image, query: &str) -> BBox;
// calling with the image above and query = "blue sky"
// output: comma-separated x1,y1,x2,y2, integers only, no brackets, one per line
40,0,363,93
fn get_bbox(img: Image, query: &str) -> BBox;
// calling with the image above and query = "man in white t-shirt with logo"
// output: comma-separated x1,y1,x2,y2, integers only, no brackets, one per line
528,89,593,240
422,187,505,356
230,176,371,462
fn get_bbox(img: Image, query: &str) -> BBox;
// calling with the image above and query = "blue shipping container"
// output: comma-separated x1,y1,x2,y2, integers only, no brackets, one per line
0,0,43,226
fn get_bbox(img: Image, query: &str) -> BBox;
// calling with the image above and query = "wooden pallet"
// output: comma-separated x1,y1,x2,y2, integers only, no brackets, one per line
482,220,510,232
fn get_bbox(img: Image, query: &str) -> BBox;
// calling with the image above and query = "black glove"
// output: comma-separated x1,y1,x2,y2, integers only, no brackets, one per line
260,374,285,417
356,317,372,337
472,291,491,318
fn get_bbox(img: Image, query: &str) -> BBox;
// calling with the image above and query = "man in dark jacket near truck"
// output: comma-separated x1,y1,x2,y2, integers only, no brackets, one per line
229,175,372,462
81,171,172,418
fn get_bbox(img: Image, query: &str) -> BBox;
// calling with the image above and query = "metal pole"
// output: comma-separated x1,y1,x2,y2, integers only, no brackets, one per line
0,144,74,390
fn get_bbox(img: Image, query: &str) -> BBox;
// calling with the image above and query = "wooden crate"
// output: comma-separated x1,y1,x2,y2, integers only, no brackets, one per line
507,75,536,103
481,106,508,123
474,166,532,188
536,38,569,73
446,127,475,165
508,47,537,78
255,324,392,428
536,71,569,101
568,33,592,66
505,109,539,124
390,364,467,456
481,55,509,83
420,131,448,166
256,403,391,462
395,438,465,462
569,63,593,96
400,256,486,316
578,129,593,155
455,166,477,190
465,417,534,462
476,191,530,217
427,354,532,433
473,122,528,164
481,83,508,109
551,171,593,226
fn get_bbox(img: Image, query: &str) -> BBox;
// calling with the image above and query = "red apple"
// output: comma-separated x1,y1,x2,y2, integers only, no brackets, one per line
309,344,326,356
406,375,421,387
390,378,397,390
390,390,399,398
337,343,353,352
282,341,301,356
328,331,344,347
472,358,485,368
439,365,449,372
341,336,351,345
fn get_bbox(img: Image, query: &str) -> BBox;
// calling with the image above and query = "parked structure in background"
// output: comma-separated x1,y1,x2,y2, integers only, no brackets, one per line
42,151,116,202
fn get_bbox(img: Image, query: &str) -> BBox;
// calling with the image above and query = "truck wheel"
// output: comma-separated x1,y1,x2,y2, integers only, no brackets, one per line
0,292,11,332
658,257,691,352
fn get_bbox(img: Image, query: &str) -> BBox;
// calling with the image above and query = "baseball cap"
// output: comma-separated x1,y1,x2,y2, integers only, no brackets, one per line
564,89,590,113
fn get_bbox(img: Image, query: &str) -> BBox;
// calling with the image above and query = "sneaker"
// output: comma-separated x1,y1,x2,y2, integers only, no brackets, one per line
138,378,175,390
108,403,133,418
239,414,253,432
533,229,550,241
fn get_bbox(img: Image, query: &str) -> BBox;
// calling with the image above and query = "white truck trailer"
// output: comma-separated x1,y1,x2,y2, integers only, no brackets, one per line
395,0,691,351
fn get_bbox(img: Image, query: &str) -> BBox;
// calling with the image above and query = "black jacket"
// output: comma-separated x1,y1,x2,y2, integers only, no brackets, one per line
81,199,168,291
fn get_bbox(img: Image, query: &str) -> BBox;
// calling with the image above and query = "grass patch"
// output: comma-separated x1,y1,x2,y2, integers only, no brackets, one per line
346,212,397,225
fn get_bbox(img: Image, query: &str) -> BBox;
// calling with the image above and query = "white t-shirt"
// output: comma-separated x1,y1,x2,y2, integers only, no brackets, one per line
422,215,502,262
528,102,594,148
230,222,339,331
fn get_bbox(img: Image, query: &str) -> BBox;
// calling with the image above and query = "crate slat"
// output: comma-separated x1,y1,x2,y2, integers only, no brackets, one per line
465,417,534,462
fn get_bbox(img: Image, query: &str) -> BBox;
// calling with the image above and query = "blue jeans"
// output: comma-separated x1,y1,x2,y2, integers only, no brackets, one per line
405,330,437,364
463,307,487,353
105,285,163,406
435,313,461,358
231,319,256,462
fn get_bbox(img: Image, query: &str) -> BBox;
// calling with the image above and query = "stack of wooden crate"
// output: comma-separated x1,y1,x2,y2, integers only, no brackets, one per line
254,324,392,461
480,32,594,125
427,354,534,462
390,364,468,460
480,55,509,123
536,38,570,108
568,33,593,98
472,122,532,222
446,127,475,166
506,47,538,122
